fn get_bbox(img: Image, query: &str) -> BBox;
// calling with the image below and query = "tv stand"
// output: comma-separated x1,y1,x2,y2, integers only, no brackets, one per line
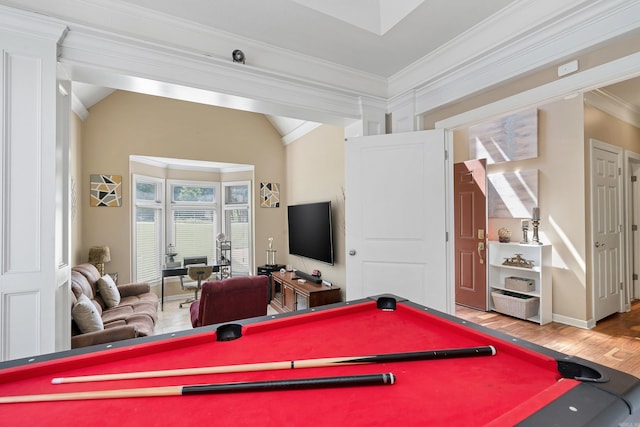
270,271,341,313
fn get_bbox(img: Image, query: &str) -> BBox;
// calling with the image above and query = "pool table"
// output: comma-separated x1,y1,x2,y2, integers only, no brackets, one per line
0,295,639,426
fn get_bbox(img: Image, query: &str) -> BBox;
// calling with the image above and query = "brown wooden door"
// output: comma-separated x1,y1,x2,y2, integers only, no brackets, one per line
454,159,487,310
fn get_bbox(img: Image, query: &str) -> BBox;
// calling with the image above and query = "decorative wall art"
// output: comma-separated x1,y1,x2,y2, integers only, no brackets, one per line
260,182,280,208
469,109,538,164
90,174,122,207
488,169,538,218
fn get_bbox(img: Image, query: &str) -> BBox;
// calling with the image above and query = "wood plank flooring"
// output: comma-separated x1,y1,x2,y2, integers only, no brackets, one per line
156,298,640,379
456,302,640,379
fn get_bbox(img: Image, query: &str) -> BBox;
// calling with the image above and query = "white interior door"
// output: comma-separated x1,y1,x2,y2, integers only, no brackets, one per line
345,130,451,313
591,139,623,322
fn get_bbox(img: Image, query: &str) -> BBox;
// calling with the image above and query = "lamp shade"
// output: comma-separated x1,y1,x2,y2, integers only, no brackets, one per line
88,246,111,264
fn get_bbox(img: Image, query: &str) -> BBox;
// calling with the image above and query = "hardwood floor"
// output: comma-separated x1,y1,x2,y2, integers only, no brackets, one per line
156,298,640,379
456,302,640,379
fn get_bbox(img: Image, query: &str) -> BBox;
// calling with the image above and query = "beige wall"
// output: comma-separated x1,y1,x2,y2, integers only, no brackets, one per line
284,125,346,295
78,91,286,289
584,104,640,152
454,96,588,321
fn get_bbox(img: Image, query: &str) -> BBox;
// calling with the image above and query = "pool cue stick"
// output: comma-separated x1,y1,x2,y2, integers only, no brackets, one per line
1,373,395,404
52,345,495,384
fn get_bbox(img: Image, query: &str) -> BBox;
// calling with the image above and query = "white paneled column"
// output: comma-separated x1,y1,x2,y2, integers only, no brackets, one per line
0,7,67,360
345,97,387,138
388,90,419,133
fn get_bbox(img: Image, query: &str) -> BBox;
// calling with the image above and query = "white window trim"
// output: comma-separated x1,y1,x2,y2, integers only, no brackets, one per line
132,174,165,283
222,181,253,275
166,179,221,250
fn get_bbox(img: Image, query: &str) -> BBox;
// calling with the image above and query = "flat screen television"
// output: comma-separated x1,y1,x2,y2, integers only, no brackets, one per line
287,201,334,265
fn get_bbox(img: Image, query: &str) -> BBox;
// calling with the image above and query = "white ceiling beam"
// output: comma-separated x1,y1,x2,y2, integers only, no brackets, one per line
59,25,364,126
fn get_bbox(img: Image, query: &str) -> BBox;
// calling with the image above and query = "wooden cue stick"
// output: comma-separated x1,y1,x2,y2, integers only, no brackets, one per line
0,373,396,404
52,345,496,384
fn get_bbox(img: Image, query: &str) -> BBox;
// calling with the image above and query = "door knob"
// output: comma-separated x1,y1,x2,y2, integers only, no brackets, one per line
478,242,485,264
349,250,356,256
595,242,605,248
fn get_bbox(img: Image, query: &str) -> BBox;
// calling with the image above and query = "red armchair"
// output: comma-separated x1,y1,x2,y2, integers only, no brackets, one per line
189,275,270,327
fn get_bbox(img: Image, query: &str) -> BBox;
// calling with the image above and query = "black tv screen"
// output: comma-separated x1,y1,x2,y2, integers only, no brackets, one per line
287,201,334,265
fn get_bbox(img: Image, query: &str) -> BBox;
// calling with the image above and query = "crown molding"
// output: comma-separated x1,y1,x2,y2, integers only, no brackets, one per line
392,0,640,115
0,4,67,42
70,93,89,121
281,121,323,146
389,0,587,96
584,89,640,129
130,155,252,173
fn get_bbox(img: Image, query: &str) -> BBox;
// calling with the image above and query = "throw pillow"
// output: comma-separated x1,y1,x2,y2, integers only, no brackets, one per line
98,274,121,308
72,294,104,333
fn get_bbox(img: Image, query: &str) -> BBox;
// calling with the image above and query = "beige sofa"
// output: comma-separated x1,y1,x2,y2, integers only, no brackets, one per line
70,263,158,348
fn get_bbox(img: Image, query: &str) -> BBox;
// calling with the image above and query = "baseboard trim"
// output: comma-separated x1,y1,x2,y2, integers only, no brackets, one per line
552,313,592,329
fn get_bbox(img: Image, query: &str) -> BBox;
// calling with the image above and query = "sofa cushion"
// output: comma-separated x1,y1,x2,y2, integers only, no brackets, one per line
72,294,104,333
71,324,137,349
123,314,155,337
97,274,121,308
73,263,102,285
117,282,152,298
119,293,159,311
101,305,135,324
102,303,157,324
71,270,96,301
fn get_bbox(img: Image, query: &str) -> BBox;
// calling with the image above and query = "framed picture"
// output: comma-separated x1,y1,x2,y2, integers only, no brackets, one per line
90,174,122,207
260,182,280,208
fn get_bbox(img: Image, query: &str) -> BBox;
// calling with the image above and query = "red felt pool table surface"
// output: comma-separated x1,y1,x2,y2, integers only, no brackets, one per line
0,296,638,426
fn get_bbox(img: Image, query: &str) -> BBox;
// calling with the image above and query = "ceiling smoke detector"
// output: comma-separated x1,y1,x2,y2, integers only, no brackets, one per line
232,49,245,64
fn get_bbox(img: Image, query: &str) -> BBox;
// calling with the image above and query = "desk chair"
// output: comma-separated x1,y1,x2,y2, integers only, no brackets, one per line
180,265,214,308
179,256,208,289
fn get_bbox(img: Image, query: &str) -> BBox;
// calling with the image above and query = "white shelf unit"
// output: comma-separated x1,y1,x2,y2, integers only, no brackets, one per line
488,241,552,325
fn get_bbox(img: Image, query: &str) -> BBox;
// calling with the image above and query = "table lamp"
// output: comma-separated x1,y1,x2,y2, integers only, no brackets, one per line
88,245,111,276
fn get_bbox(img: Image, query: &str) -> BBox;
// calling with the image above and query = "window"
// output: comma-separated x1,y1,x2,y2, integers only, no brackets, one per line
133,176,164,283
168,180,219,265
223,182,251,276
132,176,253,283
